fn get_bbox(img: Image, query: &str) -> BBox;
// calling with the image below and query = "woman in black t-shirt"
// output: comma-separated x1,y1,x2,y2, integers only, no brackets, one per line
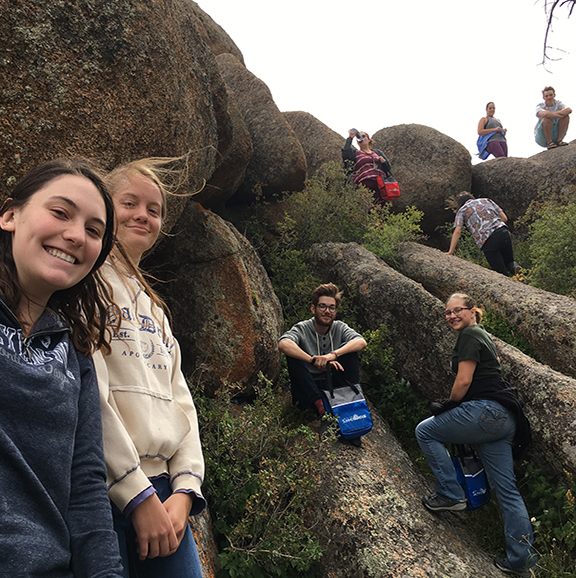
415,293,536,577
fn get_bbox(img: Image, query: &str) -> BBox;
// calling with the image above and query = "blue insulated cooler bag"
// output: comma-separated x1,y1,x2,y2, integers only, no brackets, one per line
452,445,490,510
321,367,372,440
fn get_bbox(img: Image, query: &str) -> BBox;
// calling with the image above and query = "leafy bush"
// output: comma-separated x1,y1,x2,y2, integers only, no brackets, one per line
196,374,323,577
518,193,576,297
519,465,576,575
363,205,424,265
481,310,539,360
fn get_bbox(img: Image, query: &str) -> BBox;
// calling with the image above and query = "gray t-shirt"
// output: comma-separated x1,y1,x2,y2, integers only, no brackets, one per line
280,318,363,375
484,117,506,142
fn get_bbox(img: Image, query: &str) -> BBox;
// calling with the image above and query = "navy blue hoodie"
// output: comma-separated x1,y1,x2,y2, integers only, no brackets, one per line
0,298,122,577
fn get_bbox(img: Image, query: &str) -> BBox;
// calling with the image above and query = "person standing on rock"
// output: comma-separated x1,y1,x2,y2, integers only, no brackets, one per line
278,283,367,444
535,86,572,149
477,102,508,159
448,192,520,277
342,129,392,205
416,292,536,578
94,158,205,578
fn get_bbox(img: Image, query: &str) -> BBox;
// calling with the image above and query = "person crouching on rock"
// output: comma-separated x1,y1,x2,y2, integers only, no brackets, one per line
448,192,521,277
342,129,392,206
415,293,536,578
278,283,367,445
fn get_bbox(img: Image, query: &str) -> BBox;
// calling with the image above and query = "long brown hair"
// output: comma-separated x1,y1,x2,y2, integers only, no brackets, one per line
0,158,116,354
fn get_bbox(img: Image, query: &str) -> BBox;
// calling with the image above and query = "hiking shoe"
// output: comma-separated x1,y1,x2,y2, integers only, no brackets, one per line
493,557,534,577
422,494,467,512
511,261,522,276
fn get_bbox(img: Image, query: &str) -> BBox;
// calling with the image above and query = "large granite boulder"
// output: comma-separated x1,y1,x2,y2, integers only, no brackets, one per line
396,242,576,379
283,111,345,178
308,408,503,577
372,124,472,237
216,53,307,203
472,140,576,224
145,201,283,397
309,242,576,481
0,0,233,203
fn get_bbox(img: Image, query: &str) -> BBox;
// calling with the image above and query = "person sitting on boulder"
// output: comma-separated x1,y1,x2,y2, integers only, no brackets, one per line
535,86,572,149
278,283,367,444
342,129,392,205
477,102,508,159
448,192,520,277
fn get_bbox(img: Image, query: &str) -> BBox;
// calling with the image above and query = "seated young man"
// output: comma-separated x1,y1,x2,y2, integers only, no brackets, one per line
278,283,367,419
535,86,572,149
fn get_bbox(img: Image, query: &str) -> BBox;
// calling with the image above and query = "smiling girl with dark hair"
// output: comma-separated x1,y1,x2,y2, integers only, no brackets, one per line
0,158,122,577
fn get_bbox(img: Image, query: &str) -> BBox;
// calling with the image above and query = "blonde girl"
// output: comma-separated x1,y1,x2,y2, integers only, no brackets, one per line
94,159,204,578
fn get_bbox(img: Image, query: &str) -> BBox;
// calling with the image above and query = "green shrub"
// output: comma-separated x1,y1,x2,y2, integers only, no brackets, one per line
522,196,576,297
481,310,539,360
363,205,424,265
196,374,323,577
519,465,576,575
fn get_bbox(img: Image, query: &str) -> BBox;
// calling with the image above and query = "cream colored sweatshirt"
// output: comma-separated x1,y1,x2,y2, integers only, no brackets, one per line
94,263,205,512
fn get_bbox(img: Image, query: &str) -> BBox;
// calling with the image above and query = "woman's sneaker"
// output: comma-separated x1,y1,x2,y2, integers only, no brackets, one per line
421,494,467,511
493,557,535,577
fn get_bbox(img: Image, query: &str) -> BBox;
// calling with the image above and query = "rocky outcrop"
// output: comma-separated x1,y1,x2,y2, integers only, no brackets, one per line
195,86,254,213
188,0,245,65
283,111,345,178
216,53,307,203
308,408,503,578
190,510,219,577
309,242,576,481
0,0,233,202
146,202,283,396
396,242,576,378
372,124,472,236
472,141,576,223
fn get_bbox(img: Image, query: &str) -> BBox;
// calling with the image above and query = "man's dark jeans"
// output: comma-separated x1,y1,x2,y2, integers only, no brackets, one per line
286,352,360,412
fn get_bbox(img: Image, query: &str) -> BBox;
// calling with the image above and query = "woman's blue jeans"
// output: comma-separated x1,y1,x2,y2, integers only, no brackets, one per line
415,400,536,571
112,477,203,578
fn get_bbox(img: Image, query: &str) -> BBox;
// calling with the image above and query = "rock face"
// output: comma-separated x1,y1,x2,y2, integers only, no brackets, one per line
283,111,345,178
396,242,576,379
372,124,472,237
308,408,503,578
309,242,576,481
216,53,307,203
190,510,219,577
187,0,245,64
146,201,283,396
194,86,254,213
471,141,576,224
0,0,233,200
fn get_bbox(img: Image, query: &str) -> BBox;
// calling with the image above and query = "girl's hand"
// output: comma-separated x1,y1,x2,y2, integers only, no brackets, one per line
163,493,194,546
131,493,179,559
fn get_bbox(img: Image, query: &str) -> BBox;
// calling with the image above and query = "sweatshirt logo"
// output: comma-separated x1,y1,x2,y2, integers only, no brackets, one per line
0,325,75,381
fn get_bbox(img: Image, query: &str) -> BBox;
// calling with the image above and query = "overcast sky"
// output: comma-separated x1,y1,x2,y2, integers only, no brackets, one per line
198,0,576,164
